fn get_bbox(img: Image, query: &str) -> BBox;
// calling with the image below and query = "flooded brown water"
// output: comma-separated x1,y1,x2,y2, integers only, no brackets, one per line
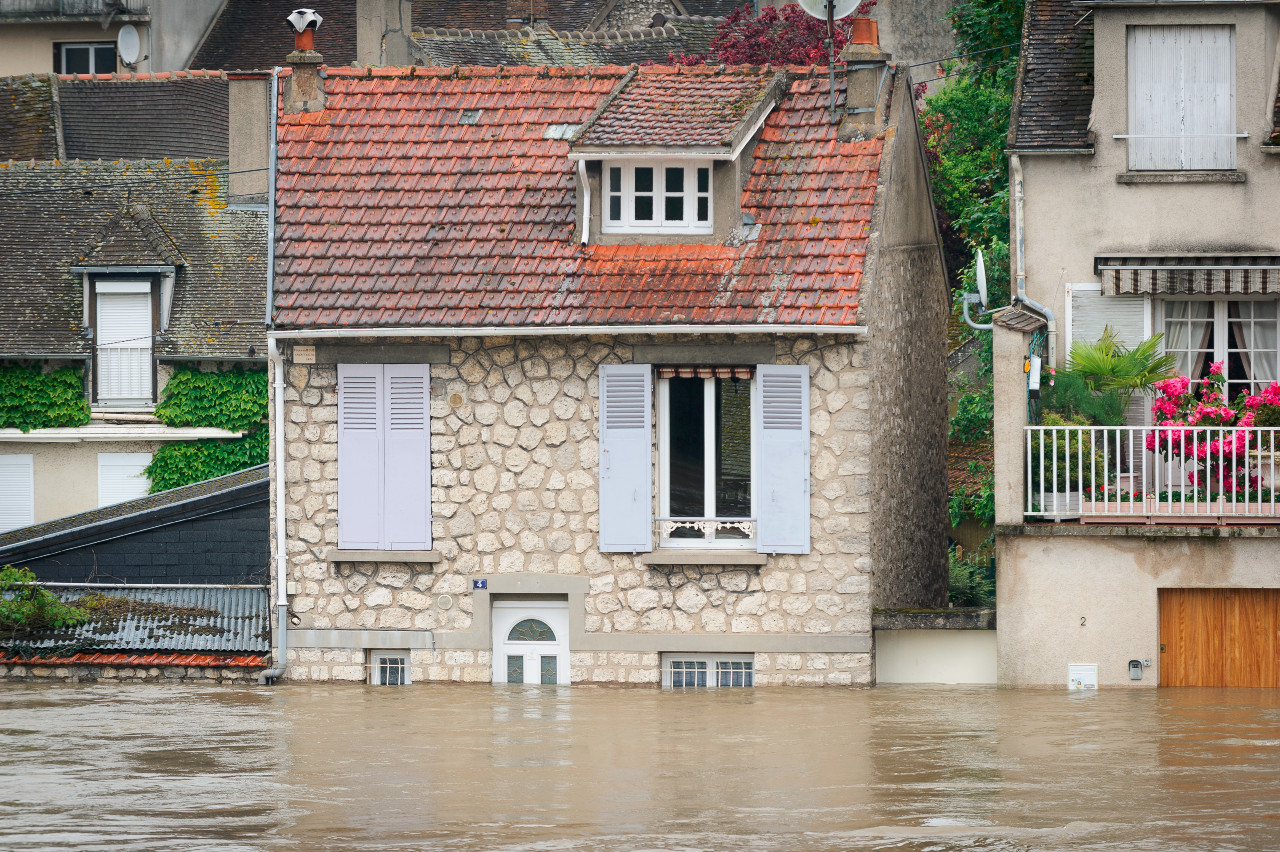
2,684,1280,851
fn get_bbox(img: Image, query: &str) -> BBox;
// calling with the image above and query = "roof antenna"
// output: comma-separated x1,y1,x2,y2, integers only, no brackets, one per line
796,0,859,118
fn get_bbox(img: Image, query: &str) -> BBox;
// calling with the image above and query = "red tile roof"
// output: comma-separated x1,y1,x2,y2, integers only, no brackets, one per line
274,64,879,329
574,67,778,148
0,652,269,668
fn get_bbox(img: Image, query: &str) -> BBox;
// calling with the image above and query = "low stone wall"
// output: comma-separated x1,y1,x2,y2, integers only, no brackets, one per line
0,663,264,684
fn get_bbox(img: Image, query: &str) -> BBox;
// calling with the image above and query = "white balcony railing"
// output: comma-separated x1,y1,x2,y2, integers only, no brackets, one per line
656,517,756,547
97,346,152,404
1025,425,1280,523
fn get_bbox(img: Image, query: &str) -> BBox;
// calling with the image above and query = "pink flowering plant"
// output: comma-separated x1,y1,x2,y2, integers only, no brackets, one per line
1146,363,1280,498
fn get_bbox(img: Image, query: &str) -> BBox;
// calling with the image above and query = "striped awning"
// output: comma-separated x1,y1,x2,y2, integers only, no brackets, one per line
1097,255,1280,296
656,366,754,379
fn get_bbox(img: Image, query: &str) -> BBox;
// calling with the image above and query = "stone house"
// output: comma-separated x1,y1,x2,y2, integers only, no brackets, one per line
993,0,1280,687
266,35,949,686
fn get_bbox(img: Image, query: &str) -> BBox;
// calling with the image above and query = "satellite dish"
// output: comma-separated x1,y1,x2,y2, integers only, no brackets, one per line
117,24,140,66
975,249,988,308
795,0,863,20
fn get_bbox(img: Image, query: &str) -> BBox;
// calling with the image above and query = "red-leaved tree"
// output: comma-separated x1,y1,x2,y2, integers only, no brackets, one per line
670,2,877,67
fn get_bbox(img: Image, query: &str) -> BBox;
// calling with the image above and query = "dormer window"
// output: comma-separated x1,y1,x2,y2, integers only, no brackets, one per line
603,162,712,235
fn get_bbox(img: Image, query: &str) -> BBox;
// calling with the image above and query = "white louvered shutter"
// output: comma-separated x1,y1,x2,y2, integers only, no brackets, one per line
753,364,810,554
383,364,431,550
598,364,653,552
96,285,153,403
0,455,34,533
1182,25,1234,170
97,452,152,507
338,364,384,549
1068,285,1150,425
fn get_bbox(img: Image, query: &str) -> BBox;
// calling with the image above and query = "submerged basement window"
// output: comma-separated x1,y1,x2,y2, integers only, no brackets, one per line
662,653,754,688
369,650,410,685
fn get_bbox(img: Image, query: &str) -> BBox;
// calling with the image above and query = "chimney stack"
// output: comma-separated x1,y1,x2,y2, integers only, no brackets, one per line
284,8,325,115
838,18,893,140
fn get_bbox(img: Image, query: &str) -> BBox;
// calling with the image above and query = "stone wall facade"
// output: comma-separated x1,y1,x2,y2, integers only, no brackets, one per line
276,332,892,686
0,662,264,684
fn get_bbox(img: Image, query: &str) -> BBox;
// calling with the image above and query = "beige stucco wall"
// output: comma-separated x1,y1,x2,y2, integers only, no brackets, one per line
0,439,158,523
1015,6,1280,371
997,528,1280,687
0,22,129,76
275,333,893,686
874,629,996,684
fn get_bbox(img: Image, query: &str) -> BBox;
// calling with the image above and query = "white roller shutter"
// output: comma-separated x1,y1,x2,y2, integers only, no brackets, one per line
96,284,153,404
384,364,431,550
1067,284,1151,425
98,452,152,507
752,364,810,554
598,364,653,552
0,455,34,533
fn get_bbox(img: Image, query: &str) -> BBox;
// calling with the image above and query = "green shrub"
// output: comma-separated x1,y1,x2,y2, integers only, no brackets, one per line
0,566,88,644
948,541,995,608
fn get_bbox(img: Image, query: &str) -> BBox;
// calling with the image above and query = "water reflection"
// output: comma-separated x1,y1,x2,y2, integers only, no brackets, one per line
1,684,1278,850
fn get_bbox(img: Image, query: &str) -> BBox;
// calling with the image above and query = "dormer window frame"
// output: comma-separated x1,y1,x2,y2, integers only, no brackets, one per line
601,159,715,236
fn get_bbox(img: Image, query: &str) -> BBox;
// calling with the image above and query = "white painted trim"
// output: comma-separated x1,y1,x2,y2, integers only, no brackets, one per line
368,649,411,685
270,325,867,340
0,425,243,443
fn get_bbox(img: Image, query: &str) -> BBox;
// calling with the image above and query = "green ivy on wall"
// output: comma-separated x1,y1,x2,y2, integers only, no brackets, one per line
146,365,268,492
0,365,91,432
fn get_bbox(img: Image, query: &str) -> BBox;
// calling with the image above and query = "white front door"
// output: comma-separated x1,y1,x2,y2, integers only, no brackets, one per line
491,600,569,685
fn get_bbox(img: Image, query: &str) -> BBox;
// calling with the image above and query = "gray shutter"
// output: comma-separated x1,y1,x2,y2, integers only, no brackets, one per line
753,364,810,554
0,454,34,533
1182,25,1234,170
338,363,384,550
1129,26,1181,170
598,364,652,552
1068,285,1150,425
383,364,431,550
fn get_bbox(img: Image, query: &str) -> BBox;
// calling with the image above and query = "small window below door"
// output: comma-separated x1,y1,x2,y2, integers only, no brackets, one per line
98,453,152,507
369,650,410,685
662,653,754,688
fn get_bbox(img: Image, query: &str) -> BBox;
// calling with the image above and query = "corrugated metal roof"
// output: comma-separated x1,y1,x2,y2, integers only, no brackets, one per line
23,586,270,654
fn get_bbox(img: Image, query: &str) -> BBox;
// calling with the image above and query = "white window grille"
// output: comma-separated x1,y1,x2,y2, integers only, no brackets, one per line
369,650,410,685
96,281,152,406
97,453,152,507
603,162,713,234
662,653,754,688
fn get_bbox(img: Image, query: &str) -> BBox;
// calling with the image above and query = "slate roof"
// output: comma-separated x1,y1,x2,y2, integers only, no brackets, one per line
573,67,781,148
682,0,746,17
412,0,605,31
274,64,879,329
1007,0,1094,151
0,159,266,359
13,586,269,654
412,25,693,67
190,0,359,70
0,72,230,162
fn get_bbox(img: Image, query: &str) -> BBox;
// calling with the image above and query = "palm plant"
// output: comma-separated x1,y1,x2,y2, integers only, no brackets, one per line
1066,327,1178,409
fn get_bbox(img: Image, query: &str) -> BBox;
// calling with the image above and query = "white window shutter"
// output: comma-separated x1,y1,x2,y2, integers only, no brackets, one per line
383,364,431,550
753,365,810,554
338,363,384,550
1068,286,1150,425
97,452,152,506
1182,25,1234,170
598,364,653,552
96,289,153,403
0,455,34,533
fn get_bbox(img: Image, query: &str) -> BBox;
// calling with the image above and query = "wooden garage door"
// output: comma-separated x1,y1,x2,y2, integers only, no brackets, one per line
1159,589,1280,687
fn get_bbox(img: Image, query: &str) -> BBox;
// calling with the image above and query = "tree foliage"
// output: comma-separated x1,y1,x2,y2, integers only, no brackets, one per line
0,566,88,644
669,1,875,66
0,365,90,432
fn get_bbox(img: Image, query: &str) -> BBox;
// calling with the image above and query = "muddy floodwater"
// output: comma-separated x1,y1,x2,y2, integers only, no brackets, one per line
2,685,1280,851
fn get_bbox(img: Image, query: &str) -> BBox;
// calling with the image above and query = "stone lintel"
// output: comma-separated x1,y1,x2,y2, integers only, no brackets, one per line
631,343,776,365
309,343,451,364
326,549,442,562
1116,171,1246,184
642,549,768,566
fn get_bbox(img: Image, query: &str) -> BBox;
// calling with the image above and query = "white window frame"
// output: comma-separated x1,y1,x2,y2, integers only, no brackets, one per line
368,650,411,685
58,42,116,75
1155,296,1280,398
602,160,713,235
657,374,756,550
661,653,755,688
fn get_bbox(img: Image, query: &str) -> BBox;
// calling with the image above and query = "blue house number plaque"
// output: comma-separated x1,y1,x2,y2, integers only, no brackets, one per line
473,579,487,590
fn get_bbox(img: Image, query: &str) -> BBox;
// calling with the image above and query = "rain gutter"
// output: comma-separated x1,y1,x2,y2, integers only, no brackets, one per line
258,337,288,685
1009,153,1056,364
268,324,868,339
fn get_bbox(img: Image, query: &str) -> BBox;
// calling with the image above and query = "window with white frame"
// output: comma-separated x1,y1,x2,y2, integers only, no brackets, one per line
0,455,34,534
95,280,153,406
1126,25,1236,171
603,162,712,234
55,42,116,75
1159,299,1279,402
658,368,754,547
369,650,410,685
662,653,754,688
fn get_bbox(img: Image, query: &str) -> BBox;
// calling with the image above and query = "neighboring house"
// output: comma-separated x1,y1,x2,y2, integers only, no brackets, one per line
265,32,949,687
993,0,1280,687
0,72,269,532
0,0,224,76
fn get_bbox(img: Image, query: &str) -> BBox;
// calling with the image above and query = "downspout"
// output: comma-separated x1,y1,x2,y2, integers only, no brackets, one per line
1009,153,1057,365
258,337,289,685
265,66,280,327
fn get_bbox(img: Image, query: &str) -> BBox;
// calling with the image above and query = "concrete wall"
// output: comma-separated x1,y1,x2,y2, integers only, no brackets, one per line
875,629,996,684
228,75,269,203
274,333,891,685
148,0,223,71
0,440,161,523
0,21,129,76
20,502,268,584
997,527,1280,687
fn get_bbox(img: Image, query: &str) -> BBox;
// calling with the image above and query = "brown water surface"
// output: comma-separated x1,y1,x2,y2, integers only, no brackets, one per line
2,683,1279,850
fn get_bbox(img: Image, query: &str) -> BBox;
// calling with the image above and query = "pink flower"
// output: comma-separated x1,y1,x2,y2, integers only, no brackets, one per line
1209,361,1225,376
1246,395,1262,410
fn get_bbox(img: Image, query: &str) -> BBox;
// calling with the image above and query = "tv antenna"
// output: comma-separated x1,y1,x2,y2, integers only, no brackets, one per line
796,0,861,116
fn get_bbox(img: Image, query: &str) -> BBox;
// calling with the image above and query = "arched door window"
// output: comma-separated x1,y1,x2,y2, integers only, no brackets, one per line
507,619,556,642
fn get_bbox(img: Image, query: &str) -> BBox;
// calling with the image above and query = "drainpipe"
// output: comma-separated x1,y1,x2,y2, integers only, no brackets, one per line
1010,153,1057,365
258,339,289,685
265,66,280,327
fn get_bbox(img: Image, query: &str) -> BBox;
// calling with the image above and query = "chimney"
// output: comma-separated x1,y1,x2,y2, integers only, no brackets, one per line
284,8,325,115
228,71,271,203
356,0,413,66
838,18,893,140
